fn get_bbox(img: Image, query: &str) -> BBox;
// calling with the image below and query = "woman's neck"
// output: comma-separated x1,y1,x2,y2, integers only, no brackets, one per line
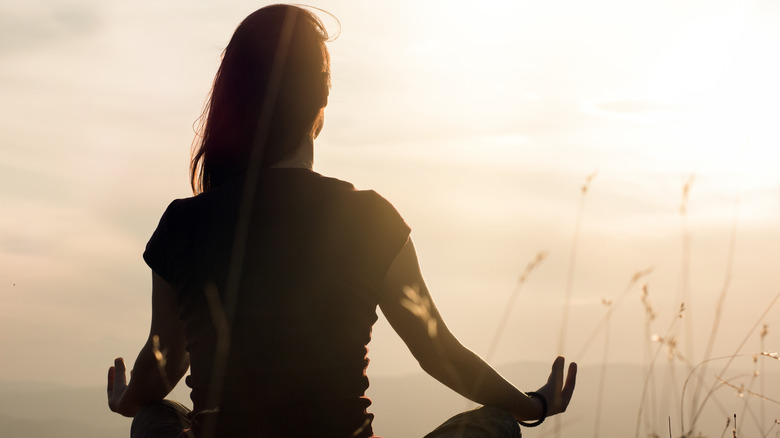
269,137,314,170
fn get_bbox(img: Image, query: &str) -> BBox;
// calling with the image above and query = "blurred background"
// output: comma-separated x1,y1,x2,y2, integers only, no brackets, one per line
2,0,779,436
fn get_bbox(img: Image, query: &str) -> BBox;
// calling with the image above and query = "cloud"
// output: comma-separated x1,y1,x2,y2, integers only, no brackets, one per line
0,1,100,53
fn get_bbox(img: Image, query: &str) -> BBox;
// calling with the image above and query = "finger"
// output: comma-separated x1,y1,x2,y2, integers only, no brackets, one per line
561,362,578,405
548,356,564,392
113,357,127,388
107,366,115,393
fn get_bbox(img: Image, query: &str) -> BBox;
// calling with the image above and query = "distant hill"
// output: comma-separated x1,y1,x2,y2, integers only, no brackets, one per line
0,361,773,437
0,382,130,437
0,414,120,438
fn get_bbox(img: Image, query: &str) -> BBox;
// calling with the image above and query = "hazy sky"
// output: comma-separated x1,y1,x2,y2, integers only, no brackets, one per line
2,0,779,413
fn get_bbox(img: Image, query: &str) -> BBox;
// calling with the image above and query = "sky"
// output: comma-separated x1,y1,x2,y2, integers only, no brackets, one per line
2,0,780,428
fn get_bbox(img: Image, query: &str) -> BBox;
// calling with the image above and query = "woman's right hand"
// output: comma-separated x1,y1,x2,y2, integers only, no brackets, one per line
534,356,577,416
107,357,133,417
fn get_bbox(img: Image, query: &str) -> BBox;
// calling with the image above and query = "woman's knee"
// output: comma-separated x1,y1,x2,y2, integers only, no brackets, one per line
424,406,521,438
131,400,190,438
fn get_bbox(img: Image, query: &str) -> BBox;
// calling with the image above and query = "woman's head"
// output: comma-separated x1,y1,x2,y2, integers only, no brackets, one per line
191,4,331,194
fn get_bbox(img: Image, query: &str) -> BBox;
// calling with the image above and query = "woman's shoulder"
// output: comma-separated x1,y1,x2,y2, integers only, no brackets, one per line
302,170,382,198
313,173,399,212
156,194,210,220
155,170,403,222
150,185,233,236
168,177,246,212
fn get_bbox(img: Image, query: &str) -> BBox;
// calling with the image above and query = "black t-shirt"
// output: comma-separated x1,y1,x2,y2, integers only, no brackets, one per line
144,169,410,437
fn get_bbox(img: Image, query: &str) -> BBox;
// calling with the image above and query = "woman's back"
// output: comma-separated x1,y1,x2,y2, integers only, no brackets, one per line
143,169,410,437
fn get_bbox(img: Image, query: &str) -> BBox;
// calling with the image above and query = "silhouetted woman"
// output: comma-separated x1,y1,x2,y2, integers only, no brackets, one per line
106,5,576,437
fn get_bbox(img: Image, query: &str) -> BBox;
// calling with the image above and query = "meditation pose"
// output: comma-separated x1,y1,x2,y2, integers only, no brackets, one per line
106,4,576,437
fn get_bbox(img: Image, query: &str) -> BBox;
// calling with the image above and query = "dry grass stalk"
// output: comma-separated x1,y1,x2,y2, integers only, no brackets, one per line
760,351,778,360
401,285,437,338
694,188,741,430
352,418,372,437
760,325,769,432
152,334,174,393
759,419,780,438
553,171,596,438
636,301,696,438
688,290,780,432
719,416,731,438
198,12,301,436
641,284,659,435
575,267,653,361
203,281,231,413
714,375,780,405
400,283,472,418
558,171,596,355
593,298,612,438
736,353,761,436
485,251,547,362
678,175,696,404
444,251,548,414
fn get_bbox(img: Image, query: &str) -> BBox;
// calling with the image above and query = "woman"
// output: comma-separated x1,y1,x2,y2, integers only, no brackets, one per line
107,4,576,437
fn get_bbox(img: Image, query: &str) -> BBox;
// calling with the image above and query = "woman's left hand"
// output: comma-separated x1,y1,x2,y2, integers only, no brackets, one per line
107,357,132,416
534,356,577,417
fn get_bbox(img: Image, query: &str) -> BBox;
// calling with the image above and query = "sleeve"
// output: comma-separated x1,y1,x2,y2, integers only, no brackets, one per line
356,190,411,280
142,199,185,286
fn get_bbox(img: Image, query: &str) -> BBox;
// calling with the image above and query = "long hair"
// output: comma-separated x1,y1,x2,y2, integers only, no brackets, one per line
190,4,330,194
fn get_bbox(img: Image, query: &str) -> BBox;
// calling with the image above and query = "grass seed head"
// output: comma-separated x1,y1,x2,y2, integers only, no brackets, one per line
631,267,654,283
581,171,597,193
640,284,656,321
680,174,696,214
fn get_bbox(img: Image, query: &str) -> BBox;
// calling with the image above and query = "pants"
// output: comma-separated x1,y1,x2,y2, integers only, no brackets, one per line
130,400,522,438
422,407,522,438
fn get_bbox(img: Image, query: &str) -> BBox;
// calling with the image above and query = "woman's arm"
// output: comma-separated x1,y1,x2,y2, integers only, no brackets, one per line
107,271,190,417
378,238,576,421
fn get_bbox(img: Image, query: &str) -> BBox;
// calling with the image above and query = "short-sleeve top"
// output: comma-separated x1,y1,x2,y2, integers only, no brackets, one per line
143,169,410,438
